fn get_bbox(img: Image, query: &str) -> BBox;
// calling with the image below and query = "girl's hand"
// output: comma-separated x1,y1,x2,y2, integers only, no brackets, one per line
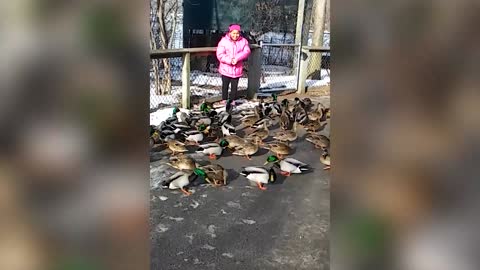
231,58,237,65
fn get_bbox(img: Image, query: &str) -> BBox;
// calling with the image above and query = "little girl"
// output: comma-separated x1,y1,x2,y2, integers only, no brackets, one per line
216,24,251,105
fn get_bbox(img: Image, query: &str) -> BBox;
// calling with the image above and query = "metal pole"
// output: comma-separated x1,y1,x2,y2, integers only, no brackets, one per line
295,0,306,92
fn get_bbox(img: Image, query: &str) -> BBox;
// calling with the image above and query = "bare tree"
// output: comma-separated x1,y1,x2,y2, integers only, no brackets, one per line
151,0,180,95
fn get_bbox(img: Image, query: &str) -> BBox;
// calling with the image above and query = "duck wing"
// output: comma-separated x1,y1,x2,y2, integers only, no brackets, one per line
284,158,308,167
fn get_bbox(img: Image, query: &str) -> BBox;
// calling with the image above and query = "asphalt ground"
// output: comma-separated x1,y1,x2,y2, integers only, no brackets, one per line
150,96,330,270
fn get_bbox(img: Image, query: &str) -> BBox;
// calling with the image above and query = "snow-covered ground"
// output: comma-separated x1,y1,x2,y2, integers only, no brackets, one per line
150,98,259,126
150,67,329,111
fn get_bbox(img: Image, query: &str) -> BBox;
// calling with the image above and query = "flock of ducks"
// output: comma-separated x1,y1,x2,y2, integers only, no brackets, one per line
150,94,331,195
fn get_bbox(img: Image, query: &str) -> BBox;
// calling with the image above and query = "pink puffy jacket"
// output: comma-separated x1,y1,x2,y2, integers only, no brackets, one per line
216,35,251,78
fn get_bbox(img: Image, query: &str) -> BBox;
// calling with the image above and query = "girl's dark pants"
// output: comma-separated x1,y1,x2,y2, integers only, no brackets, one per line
221,75,239,100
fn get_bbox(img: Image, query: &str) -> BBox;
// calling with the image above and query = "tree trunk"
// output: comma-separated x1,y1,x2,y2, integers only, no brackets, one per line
307,0,327,80
157,0,172,94
150,27,162,96
168,2,178,49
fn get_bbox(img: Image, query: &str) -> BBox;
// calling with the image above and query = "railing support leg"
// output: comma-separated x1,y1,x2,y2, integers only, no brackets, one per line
181,52,191,108
297,47,310,94
247,48,262,99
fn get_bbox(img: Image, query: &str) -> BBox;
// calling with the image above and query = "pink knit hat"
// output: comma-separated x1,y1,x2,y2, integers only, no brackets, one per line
228,24,241,32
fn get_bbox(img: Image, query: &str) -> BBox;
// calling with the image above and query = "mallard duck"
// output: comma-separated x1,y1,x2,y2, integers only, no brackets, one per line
175,111,190,124
304,119,327,133
150,129,162,148
202,123,220,138
281,99,295,116
246,122,269,144
264,155,309,176
295,107,309,125
195,140,228,159
199,164,228,186
166,139,188,155
241,109,261,128
305,133,330,149
219,135,247,149
166,155,197,171
239,109,256,118
251,117,273,129
225,99,234,113
320,149,331,170
191,115,212,127
217,111,232,126
240,167,276,190
309,103,325,121
161,169,205,195
232,139,260,160
181,129,205,145
262,141,291,159
273,122,298,143
262,94,282,116
200,100,214,113
271,93,282,114
324,108,331,120
280,106,291,130
221,122,236,136
172,122,191,131
302,97,313,109
294,97,305,110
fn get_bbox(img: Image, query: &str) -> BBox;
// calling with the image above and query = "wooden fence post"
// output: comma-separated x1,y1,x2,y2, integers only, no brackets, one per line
181,52,191,108
297,47,310,94
247,47,262,99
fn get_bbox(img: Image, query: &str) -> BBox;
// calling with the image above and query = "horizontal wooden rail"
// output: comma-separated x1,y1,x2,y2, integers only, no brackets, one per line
150,44,261,59
149,45,329,109
302,46,330,52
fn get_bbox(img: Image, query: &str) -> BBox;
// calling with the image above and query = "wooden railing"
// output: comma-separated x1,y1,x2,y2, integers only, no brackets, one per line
150,45,329,108
150,45,261,108
298,46,330,94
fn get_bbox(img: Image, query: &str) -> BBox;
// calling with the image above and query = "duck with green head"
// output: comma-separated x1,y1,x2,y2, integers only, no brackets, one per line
173,107,190,124
181,124,210,145
200,100,213,114
264,155,309,176
188,167,219,187
270,93,282,115
281,99,293,120
199,164,228,186
162,168,206,195
225,98,234,113
240,166,276,190
195,139,229,159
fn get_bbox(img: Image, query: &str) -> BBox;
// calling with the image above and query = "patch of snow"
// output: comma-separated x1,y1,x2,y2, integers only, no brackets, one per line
190,200,200,209
201,244,216,250
168,216,184,222
242,219,257,225
206,225,216,238
222,253,234,258
185,234,194,244
155,223,169,233
150,107,175,126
